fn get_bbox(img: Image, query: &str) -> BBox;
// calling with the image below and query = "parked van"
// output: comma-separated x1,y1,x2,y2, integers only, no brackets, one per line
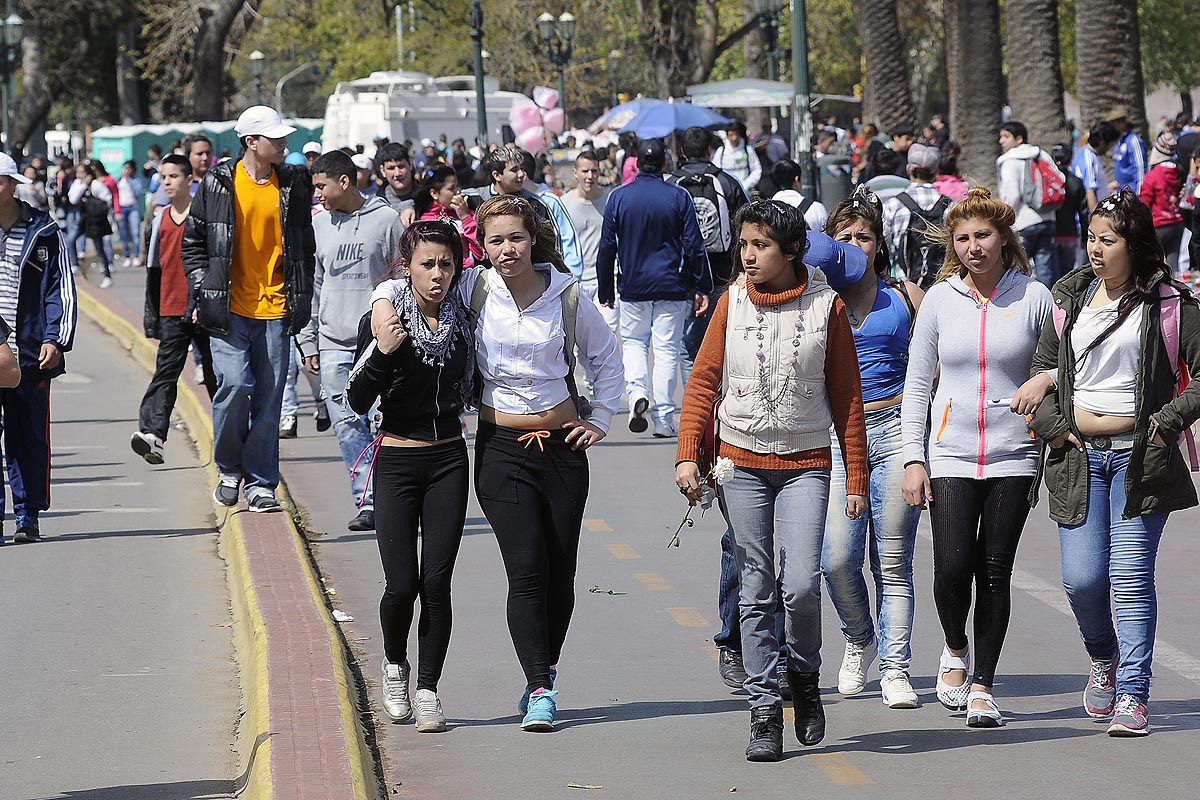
323,71,528,154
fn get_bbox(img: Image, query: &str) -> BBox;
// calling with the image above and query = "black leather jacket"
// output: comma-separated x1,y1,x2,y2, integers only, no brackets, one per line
181,159,316,335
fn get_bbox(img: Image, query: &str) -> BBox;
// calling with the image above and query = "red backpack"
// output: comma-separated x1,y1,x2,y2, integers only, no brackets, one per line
1052,283,1198,470
1023,151,1067,212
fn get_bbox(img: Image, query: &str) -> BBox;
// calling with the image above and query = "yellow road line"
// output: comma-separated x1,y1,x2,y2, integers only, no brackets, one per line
583,518,613,532
805,753,875,786
666,607,710,627
633,572,672,591
606,543,641,560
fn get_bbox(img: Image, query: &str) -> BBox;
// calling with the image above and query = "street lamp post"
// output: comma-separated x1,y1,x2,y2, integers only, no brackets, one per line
791,0,816,197
248,50,265,106
0,8,24,154
608,49,622,109
469,0,488,146
537,10,575,130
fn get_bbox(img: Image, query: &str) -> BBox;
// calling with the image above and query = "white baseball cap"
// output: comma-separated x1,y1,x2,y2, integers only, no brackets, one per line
234,105,297,138
351,153,374,171
301,141,322,155
0,153,31,184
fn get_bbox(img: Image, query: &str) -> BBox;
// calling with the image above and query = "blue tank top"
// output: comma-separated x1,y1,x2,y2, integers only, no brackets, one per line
851,279,913,403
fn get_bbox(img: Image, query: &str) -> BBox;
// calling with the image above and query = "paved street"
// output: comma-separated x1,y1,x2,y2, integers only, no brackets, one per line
0,311,239,800
92,261,1200,798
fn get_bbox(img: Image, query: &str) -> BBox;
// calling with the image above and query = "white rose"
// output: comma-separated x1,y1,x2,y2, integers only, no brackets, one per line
711,457,736,485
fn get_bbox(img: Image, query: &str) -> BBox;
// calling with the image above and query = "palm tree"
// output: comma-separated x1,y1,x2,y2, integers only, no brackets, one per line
1075,0,1148,136
1005,0,1069,148
853,0,915,132
945,0,1003,188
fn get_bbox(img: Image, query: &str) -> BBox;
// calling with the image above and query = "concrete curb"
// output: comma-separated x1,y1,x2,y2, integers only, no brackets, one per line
76,286,379,800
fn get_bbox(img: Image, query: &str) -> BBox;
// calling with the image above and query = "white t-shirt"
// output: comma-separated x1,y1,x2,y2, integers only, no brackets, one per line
1071,297,1143,416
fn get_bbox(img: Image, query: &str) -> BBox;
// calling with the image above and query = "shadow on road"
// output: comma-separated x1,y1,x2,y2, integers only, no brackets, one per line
451,697,747,729
30,778,235,800
47,526,216,541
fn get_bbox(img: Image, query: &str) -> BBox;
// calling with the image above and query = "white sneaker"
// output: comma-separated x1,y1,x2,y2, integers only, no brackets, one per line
413,688,447,732
652,419,678,438
880,670,919,709
193,365,206,385
837,640,877,695
99,276,113,289
123,257,133,268
382,658,412,721
129,431,165,465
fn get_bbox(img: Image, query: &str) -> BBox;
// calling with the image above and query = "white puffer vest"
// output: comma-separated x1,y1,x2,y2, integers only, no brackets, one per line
718,272,837,455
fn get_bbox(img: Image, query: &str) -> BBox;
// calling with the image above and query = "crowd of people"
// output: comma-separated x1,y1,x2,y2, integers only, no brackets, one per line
2,100,1198,759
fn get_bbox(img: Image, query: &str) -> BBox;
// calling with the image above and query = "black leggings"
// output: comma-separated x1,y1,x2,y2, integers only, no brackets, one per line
475,422,589,695
373,439,469,692
929,476,1035,687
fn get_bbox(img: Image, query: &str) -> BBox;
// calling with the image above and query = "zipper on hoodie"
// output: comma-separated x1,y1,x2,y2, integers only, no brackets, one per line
972,283,1000,479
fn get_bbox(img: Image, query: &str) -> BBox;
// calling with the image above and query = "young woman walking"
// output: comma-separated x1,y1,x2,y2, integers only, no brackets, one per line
371,196,623,732
821,186,926,708
900,187,1053,728
676,200,868,761
1019,190,1200,736
413,164,484,267
346,220,474,733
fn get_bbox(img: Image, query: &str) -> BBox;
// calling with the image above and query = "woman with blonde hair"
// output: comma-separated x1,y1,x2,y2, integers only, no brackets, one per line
370,195,623,732
900,187,1053,727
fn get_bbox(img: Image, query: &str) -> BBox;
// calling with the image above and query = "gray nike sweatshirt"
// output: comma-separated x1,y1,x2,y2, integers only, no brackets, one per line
297,196,403,354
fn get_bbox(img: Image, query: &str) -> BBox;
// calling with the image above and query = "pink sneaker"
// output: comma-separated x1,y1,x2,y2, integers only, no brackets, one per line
1083,656,1117,718
1107,695,1149,737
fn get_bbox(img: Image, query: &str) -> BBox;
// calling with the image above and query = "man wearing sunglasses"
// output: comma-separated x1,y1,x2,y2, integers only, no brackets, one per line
182,105,317,513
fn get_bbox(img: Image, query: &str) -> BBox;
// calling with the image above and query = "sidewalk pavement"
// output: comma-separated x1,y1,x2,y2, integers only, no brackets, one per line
1,315,238,800
75,262,378,800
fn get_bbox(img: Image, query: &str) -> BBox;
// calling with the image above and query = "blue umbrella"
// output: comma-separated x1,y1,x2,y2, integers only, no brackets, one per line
590,98,664,132
616,100,731,138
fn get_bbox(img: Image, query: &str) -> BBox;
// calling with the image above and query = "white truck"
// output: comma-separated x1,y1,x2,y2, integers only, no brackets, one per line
322,70,528,155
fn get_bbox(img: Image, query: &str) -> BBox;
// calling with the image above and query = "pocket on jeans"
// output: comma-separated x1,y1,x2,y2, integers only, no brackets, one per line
475,445,525,504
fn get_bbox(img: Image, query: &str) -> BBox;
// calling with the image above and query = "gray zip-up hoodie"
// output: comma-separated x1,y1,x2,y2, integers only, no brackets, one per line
901,268,1053,479
297,196,402,355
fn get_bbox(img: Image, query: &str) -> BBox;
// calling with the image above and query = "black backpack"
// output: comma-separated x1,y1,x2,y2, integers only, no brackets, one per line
896,193,950,289
82,192,113,238
672,170,732,255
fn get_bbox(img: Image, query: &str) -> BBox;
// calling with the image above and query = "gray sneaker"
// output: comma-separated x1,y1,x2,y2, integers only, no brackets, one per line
246,492,282,513
382,658,412,721
413,688,447,732
214,475,240,507
1083,656,1117,718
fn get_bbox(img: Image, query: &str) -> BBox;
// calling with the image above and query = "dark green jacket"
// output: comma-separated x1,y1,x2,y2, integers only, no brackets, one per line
1028,266,1200,524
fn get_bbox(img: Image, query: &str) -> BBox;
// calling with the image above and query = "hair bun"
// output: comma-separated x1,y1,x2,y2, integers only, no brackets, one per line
964,186,993,202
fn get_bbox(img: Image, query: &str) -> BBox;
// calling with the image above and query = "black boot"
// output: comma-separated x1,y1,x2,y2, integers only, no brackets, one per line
789,670,825,746
719,649,748,689
745,706,784,762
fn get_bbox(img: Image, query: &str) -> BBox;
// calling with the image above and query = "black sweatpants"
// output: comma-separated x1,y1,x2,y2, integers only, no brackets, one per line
929,476,1035,687
475,422,589,695
373,439,469,692
138,316,216,440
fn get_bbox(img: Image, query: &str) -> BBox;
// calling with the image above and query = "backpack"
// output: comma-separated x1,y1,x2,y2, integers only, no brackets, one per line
1020,150,1067,212
82,191,113,237
1051,283,1199,470
896,193,950,289
674,170,732,254
468,269,592,418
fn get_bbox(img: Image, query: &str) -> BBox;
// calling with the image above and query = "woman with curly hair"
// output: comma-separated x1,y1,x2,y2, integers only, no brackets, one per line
900,187,1053,727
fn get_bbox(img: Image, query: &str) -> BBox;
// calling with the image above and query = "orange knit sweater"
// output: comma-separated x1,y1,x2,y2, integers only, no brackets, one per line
675,278,869,497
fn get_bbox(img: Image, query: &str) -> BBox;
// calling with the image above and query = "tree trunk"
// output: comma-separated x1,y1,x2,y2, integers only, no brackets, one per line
1005,0,1068,148
116,18,145,125
193,0,249,121
945,0,1002,189
636,0,697,98
853,0,915,133
742,6,770,135
14,19,90,151
1075,0,1148,139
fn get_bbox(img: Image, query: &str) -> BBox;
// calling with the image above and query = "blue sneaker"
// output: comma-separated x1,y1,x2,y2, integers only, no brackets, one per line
520,689,558,731
519,666,557,714
14,513,41,544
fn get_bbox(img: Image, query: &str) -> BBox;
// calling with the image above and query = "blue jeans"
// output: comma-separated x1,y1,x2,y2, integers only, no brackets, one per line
1059,448,1167,704
117,206,142,260
209,315,290,494
64,209,83,266
281,345,321,418
320,347,376,510
1020,220,1058,287
715,504,785,652
822,404,921,673
720,466,830,708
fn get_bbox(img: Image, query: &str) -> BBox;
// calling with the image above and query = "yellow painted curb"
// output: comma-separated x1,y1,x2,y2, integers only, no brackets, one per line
77,288,379,800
